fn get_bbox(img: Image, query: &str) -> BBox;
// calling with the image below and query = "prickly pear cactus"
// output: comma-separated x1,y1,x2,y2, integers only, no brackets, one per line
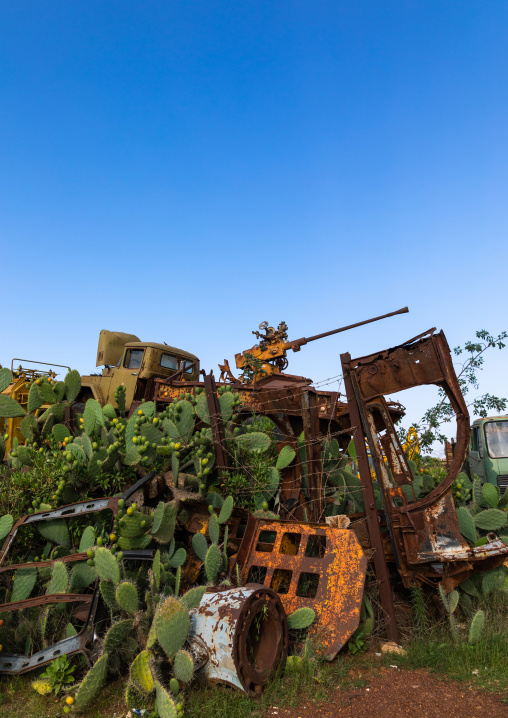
74,653,109,712
130,650,155,694
154,596,190,659
173,649,194,683
116,582,139,615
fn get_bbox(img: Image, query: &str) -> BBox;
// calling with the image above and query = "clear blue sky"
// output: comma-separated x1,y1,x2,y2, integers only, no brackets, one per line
2,2,507,445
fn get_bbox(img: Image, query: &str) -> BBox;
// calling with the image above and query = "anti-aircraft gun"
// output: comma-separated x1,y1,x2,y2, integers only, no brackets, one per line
234,307,409,383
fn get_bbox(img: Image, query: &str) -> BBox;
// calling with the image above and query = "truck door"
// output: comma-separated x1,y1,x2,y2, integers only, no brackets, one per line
107,348,145,409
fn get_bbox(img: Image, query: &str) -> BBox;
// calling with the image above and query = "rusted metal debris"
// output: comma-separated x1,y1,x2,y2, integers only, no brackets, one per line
188,585,288,695
234,516,367,660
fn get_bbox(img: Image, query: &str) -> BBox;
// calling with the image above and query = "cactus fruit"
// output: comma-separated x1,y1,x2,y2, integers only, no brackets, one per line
468,609,485,645
94,548,121,584
100,580,119,613
130,650,155,694
155,680,177,718
74,653,109,712
287,607,316,630
103,619,134,653
474,509,508,532
192,533,208,561
152,502,178,544
38,519,70,548
116,582,139,615
218,495,234,524
155,596,190,659
64,370,81,403
180,586,206,610
173,649,194,683
47,561,68,594
205,543,222,584
169,677,180,696
0,514,14,542
11,566,37,602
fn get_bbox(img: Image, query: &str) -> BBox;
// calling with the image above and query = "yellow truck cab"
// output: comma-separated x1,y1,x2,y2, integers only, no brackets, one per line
79,331,200,412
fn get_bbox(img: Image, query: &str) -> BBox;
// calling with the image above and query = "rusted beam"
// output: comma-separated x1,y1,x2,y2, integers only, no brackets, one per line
341,353,400,643
300,390,324,522
203,371,229,477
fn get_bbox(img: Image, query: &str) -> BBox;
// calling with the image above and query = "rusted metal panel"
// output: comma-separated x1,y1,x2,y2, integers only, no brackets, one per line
234,516,367,660
188,585,288,695
203,371,230,476
300,390,324,522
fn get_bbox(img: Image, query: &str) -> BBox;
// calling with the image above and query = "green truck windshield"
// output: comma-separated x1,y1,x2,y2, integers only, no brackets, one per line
485,421,508,459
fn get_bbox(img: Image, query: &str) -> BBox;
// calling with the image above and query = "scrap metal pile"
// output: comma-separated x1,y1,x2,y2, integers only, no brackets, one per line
1,309,507,711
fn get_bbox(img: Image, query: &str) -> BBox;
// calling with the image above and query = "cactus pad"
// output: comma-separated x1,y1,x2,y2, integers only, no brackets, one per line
11,566,37,602
191,532,208,561
173,649,194,683
169,677,180,696
69,562,96,591
0,514,14,542
155,596,190,659
0,367,12,393
64,369,81,402
118,534,152,551
180,585,206,610
169,548,187,568
104,619,134,653
152,502,178,544
100,580,119,613
79,526,96,552
205,543,222,584
47,561,68,594
287,607,316,630
94,547,121,584
468,609,485,645
116,581,139,615
130,650,155,694
153,549,161,591
208,514,219,545
27,383,44,413
74,653,109,712
155,680,177,718
119,510,151,538
474,509,508,532
38,519,70,548
0,395,25,418
218,495,234,524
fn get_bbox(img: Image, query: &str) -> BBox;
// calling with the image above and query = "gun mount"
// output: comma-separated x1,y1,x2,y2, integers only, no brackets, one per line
234,307,409,383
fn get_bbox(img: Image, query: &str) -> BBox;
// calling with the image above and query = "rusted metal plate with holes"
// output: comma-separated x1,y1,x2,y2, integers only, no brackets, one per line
235,516,367,660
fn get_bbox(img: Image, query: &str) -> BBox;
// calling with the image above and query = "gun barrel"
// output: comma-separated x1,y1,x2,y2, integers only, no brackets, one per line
288,306,409,348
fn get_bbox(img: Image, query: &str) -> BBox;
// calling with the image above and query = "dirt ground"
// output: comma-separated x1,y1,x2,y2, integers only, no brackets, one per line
263,667,507,718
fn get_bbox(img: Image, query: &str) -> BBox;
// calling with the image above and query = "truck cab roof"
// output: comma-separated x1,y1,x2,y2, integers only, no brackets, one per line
124,342,199,363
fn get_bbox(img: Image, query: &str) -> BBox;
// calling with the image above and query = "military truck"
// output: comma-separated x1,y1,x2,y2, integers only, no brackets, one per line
468,415,508,494
78,330,200,413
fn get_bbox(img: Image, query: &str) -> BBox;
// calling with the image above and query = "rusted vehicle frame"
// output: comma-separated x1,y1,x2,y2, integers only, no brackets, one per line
0,473,156,674
341,330,508,603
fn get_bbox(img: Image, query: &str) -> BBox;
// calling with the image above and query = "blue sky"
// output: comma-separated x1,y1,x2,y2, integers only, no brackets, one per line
1,2,507,447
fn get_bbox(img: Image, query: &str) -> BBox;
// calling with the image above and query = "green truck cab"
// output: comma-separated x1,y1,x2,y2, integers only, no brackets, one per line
469,415,508,494
79,330,200,413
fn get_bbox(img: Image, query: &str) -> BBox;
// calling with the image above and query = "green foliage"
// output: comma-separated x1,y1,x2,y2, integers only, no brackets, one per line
155,596,190,659
468,609,485,645
116,581,139,615
287,607,316,630
130,650,155,694
104,619,134,653
47,561,68,594
276,445,296,470
474,509,507,532
205,543,222,584
0,368,12,393
94,547,121,584
180,585,206,610
173,649,194,683
218,495,234,524
11,566,37,602
40,655,75,695
0,395,25,418
456,507,477,545
155,680,177,718
64,369,81,403
0,514,14,542
192,532,208,561
74,653,109,712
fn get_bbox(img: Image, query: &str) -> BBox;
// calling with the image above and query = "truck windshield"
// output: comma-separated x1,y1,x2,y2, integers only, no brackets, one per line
485,421,508,459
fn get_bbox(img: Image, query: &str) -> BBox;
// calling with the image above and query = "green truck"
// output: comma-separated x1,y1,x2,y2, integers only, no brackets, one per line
469,415,508,494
